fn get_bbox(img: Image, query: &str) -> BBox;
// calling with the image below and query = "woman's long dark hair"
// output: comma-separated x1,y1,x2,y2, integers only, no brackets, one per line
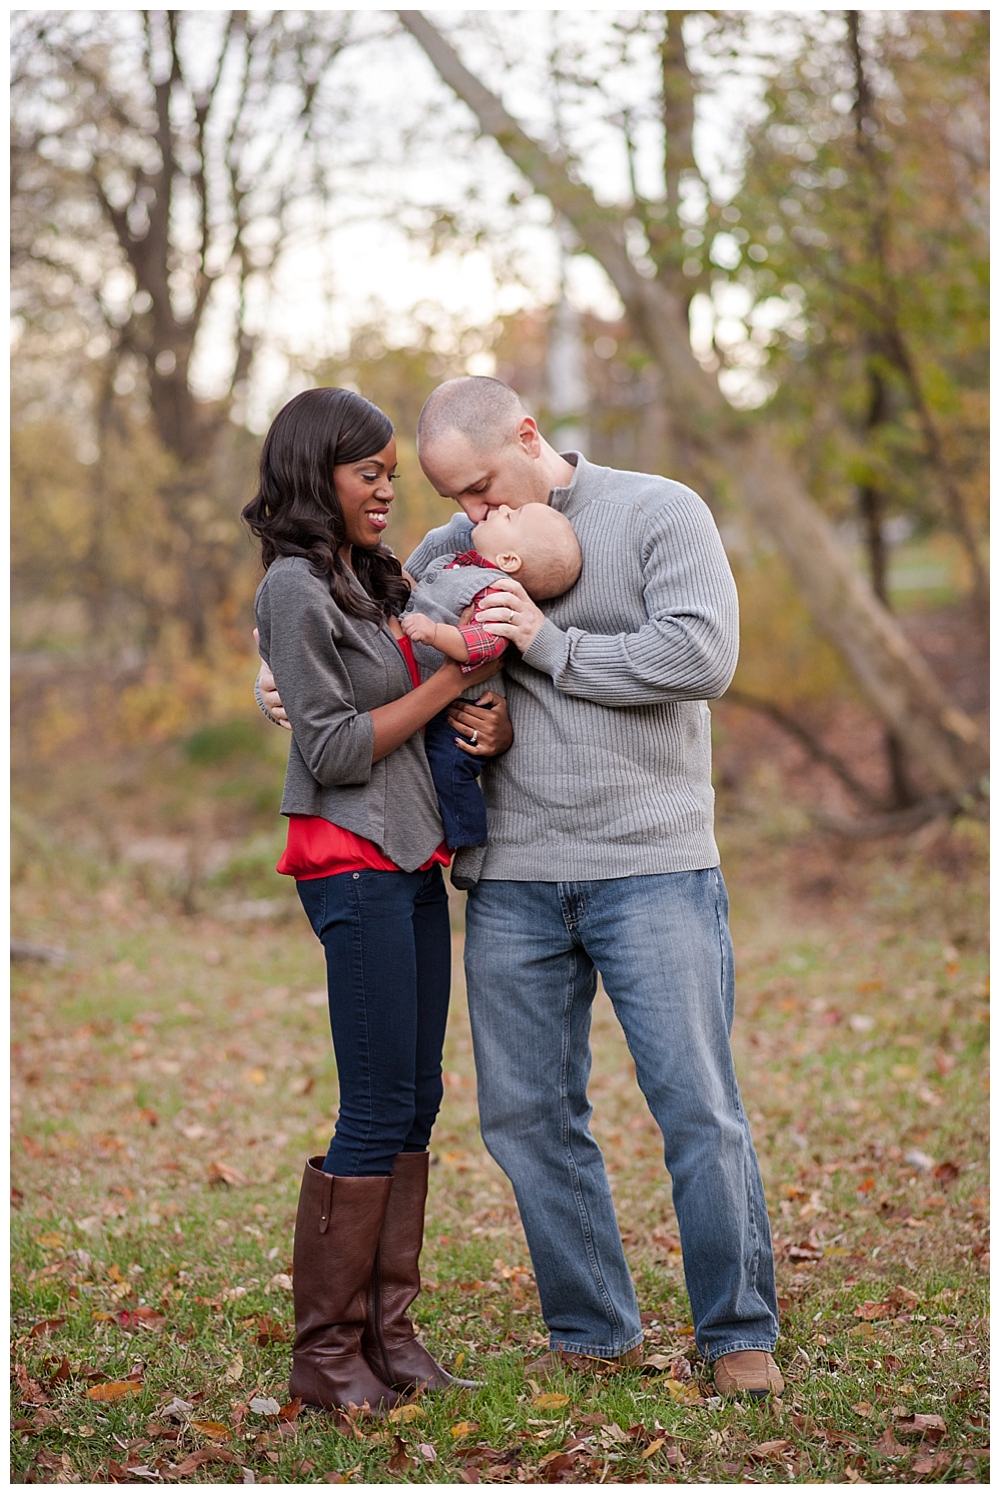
242,387,409,623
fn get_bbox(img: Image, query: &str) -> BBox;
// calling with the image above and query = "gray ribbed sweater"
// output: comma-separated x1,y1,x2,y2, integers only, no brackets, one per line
405,453,739,882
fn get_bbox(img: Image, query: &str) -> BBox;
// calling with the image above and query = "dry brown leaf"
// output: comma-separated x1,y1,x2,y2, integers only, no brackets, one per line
913,1452,953,1476
451,1421,481,1439
190,1419,232,1440
29,1318,66,1338
748,1439,790,1461
533,1393,570,1410
641,1438,666,1460
175,1448,236,1476
895,1413,947,1442
207,1160,249,1187
388,1434,414,1473
87,1380,143,1402
874,1427,906,1457
256,1315,288,1345
278,1397,303,1423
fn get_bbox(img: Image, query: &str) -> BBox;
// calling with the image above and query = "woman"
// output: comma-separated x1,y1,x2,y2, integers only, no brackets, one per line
243,388,510,1414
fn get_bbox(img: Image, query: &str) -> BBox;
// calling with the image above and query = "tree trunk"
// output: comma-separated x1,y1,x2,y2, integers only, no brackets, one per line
399,10,987,800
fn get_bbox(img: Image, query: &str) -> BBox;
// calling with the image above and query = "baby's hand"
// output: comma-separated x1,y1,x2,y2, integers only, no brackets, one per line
401,612,437,644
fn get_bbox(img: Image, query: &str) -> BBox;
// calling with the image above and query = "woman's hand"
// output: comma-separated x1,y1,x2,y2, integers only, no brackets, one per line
448,691,513,758
254,631,291,729
473,578,546,652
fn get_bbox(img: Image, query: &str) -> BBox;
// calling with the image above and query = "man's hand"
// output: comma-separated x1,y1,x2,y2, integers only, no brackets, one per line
473,579,545,653
400,612,438,646
447,691,513,758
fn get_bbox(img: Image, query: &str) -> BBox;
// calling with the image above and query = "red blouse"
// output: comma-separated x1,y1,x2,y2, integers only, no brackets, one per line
276,634,451,880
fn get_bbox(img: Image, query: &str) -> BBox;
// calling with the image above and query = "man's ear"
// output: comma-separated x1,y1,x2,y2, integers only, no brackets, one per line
514,416,542,458
494,551,523,575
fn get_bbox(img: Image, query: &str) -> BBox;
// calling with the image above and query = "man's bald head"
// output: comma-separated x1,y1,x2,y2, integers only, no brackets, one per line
417,377,526,458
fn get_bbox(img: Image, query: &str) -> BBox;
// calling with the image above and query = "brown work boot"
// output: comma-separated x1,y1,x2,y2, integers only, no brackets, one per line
362,1151,481,1392
288,1158,399,1415
712,1350,784,1400
526,1344,644,1380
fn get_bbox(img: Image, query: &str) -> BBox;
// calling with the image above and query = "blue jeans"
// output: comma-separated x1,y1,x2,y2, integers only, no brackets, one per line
464,871,778,1363
423,706,488,849
297,866,451,1177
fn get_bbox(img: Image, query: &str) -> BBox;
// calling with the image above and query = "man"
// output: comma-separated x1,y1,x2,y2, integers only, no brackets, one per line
262,377,782,1399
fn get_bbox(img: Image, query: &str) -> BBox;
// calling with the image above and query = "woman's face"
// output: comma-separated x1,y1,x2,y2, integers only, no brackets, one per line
333,437,398,556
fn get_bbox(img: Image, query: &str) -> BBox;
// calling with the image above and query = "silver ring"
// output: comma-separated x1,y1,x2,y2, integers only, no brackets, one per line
507,608,514,622
469,730,479,745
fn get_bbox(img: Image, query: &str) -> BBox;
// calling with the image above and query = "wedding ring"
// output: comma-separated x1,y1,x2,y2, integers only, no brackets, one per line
507,608,514,622
470,730,479,745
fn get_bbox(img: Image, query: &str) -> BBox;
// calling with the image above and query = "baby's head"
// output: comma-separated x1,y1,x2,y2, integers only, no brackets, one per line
471,503,582,601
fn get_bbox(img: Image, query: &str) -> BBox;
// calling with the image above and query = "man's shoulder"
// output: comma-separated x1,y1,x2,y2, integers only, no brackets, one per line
573,458,708,520
405,513,475,576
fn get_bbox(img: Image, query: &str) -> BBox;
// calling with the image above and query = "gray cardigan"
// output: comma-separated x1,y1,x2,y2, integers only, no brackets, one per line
406,452,739,883
254,556,444,872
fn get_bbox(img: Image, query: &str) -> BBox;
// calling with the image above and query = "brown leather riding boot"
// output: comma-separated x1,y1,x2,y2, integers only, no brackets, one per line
362,1151,480,1392
288,1158,399,1414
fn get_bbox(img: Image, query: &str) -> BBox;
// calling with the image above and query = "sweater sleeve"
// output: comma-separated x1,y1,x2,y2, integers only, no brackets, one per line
255,565,375,787
520,493,739,706
404,514,475,580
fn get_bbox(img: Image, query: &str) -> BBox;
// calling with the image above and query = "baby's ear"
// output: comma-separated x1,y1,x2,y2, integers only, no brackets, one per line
494,551,523,575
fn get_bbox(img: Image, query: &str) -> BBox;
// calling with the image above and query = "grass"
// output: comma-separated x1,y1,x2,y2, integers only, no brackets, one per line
11,778,989,1484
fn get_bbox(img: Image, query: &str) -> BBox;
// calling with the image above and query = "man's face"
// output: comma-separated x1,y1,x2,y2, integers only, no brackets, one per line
419,417,551,523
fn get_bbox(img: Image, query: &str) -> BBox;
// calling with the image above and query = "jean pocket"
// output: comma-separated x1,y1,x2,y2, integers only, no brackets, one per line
296,876,328,940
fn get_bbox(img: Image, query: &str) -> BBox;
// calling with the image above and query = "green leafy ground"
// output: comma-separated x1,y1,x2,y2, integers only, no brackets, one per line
11,800,989,1484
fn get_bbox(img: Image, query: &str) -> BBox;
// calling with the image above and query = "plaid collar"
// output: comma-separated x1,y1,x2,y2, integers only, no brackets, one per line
450,549,500,570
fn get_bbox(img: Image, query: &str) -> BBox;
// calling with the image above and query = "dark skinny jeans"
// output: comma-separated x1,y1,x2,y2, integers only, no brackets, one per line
296,866,451,1177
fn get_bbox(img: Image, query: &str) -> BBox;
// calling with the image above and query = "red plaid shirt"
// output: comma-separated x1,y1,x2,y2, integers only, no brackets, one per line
446,551,509,673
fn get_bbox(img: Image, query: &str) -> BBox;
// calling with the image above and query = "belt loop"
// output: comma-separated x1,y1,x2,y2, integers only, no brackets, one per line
319,1173,333,1234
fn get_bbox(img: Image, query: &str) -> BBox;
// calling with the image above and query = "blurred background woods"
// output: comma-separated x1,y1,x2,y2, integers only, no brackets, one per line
11,9,987,908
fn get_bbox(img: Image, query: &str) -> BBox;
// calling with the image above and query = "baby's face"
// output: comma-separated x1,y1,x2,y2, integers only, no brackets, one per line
471,502,548,563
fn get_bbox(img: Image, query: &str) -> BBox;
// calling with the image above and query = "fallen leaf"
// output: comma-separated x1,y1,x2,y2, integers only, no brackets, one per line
664,1377,703,1404
175,1448,236,1476
34,1232,65,1250
641,1353,674,1371
268,1272,293,1292
161,1396,195,1421
207,1160,249,1187
895,1413,947,1442
225,1351,244,1382
388,1402,425,1424
416,1442,437,1462
913,1452,953,1475
388,1435,414,1473
278,1398,302,1423
852,1403,873,1417
642,1438,666,1460
250,1397,282,1417
451,1421,481,1439
87,1380,142,1402
854,1301,890,1320
459,1470,481,1485
533,1393,570,1410
190,1419,232,1441
748,1439,790,1461
874,1427,906,1457
541,1452,575,1479
256,1315,288,1345
788,1241,824,1261
29,1318,66,1338
117,1307,167,1332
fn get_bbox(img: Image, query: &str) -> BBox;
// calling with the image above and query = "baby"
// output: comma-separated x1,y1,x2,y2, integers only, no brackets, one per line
400,502,582,849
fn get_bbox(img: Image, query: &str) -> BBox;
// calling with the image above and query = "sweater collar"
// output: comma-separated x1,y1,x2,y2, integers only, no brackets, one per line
550,450,587,507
